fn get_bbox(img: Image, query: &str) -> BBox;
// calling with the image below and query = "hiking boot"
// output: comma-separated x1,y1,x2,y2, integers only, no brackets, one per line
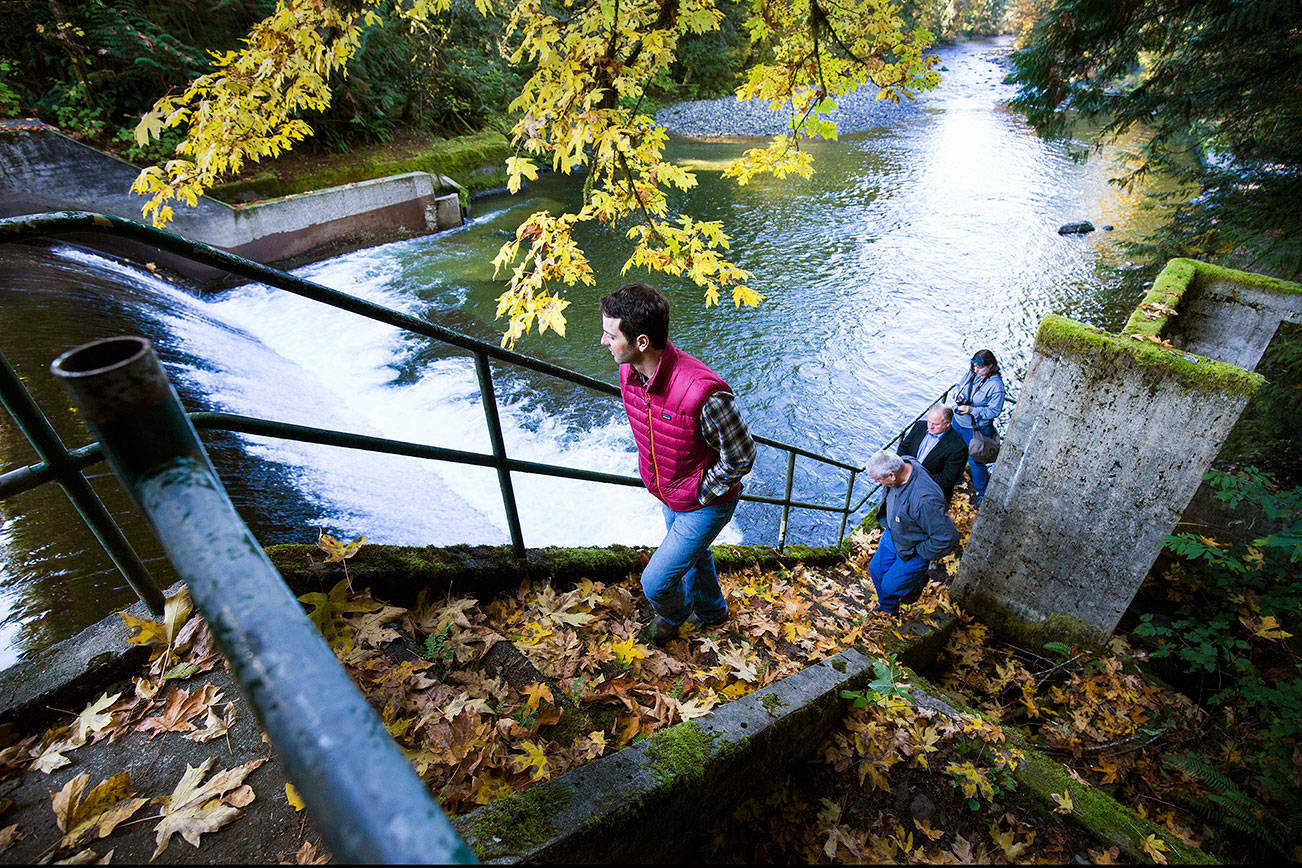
642,616,679,646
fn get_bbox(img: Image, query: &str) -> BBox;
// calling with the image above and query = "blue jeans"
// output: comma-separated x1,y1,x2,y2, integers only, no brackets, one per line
868,527,931,615
952,421,995,503
640,495,738,625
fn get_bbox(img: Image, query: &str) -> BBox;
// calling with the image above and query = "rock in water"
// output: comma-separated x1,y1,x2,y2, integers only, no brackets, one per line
1058,221,1096,235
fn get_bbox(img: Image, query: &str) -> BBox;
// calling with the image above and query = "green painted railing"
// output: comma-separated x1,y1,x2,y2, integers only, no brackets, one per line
0,211,864,557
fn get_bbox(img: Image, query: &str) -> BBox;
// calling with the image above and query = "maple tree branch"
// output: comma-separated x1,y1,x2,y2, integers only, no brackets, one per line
616,150,666,245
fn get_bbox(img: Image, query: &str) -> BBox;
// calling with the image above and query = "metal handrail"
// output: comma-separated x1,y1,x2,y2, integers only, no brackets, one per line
0,211,863,561
849,387,1018,517
50,336,473,863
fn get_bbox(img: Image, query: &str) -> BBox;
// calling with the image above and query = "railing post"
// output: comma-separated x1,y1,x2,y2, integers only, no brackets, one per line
474,351,525,558
0,348,164,614
777,450,796,552
838,469,858,544
51,336,475,864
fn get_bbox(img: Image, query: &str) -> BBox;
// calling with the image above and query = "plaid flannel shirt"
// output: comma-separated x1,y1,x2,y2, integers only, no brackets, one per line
698,391,755,503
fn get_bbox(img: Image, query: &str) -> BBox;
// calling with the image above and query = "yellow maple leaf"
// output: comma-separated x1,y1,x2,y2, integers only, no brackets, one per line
510,740,550,781
1139,834,1169,864
1051,790,1073,813
1252,615,1293,640
523,681,554,711
51,772,149,852
610,636,647,667
285,783,304,812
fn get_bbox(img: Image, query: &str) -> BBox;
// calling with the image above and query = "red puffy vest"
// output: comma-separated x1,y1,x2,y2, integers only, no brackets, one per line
619,342,739,512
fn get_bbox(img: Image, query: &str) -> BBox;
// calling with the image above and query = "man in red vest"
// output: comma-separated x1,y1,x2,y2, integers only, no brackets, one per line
601,283,756,645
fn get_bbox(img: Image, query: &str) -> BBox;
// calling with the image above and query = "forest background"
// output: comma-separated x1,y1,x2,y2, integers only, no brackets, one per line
1,0,1300,859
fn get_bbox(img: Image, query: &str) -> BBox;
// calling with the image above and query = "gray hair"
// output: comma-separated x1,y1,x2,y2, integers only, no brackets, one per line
929,404,953,422
865,449,905,478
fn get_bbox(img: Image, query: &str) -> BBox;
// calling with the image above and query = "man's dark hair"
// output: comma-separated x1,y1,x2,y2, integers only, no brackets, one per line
600,283,670,350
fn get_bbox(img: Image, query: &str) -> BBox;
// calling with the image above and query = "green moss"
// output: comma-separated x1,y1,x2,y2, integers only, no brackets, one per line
1187,258,1302,298
1123,258,1197,338
645,721,715,785
912,674,1215,864
1123,258,1302,340
830,658,848,673
209,130,511,201
760,692,788,716
1036,315,1264,398
456,783,574,860
961,591,1106,650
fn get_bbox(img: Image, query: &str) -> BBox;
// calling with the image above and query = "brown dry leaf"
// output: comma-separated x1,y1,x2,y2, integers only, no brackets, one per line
135,684,221,739
51,772,148,852
53,848,113,864
1088,845,1121,864
152,756,266,858
351,606,406,650
71,694,121,744
31,733,81,774
0,823,23,853
185,702,236,744
172,615,222,674
289,839,329,865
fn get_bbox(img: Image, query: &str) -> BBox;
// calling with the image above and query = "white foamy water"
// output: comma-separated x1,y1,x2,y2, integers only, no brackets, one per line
193,240,739,547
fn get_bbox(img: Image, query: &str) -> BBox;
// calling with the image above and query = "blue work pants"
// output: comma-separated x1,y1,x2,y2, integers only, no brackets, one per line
640,495,738,625
868,527,931,615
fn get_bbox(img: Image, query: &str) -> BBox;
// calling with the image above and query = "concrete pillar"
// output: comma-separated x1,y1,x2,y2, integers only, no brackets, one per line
952,260,1302,648
1125,259,1302,372
951,315,1264,647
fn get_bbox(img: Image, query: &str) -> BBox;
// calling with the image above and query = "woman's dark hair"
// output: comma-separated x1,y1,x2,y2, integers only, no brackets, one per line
970,348,1000,376
601,283,670,350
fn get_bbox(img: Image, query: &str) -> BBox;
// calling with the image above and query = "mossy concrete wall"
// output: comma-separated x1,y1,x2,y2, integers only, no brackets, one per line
951,312,1263,647
453,648,885,862
0,121,464,280
1126,258,1302,372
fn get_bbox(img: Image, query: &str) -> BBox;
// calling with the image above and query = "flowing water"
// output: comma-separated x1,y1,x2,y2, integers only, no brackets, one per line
0,38,1173,669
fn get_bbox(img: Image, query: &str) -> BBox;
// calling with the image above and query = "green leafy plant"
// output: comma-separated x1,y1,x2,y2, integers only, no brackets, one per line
1131,468,1302,844
1162,752,1288,857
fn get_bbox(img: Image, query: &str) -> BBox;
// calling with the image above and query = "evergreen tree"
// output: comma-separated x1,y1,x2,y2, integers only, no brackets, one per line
1009,0,1302,279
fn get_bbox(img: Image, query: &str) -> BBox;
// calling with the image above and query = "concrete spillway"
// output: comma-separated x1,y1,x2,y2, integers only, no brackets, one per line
0,119,463,281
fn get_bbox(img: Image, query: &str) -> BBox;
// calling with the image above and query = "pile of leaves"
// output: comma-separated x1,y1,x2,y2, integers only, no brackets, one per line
703,658,1110,864
297,542,957,816
933,615,1296,862
0,588,323,864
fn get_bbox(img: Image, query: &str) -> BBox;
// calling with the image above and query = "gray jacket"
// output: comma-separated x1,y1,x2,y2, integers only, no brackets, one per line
884,460,959,561
952,369,1005,428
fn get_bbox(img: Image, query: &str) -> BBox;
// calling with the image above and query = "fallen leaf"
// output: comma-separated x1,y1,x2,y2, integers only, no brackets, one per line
31,736,79,774
185,702,236,743
1051,790,1074,813
292,839,329,864
285,784,305,812
1088,845,1121,864
509,740,550,781
51,772,148,852
72,694,121,743
135,685,221,738
0,823,24,853
152,756,266,858
522,682,554,711
1139,833,1169,864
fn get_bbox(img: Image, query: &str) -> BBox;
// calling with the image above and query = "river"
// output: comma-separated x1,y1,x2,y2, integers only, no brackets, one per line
0,38,1173,669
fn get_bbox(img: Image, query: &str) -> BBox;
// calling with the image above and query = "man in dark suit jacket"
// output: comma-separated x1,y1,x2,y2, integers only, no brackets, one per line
898,405,967,503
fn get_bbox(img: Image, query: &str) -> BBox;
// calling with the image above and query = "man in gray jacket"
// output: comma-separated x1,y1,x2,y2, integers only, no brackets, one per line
865,449,959,615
